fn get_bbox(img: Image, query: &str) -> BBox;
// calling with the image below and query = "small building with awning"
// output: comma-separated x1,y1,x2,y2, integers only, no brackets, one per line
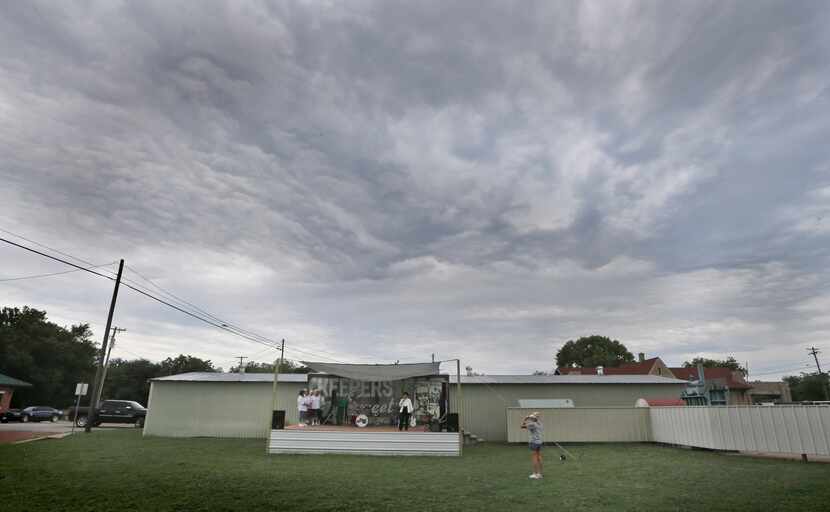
0,373,33,412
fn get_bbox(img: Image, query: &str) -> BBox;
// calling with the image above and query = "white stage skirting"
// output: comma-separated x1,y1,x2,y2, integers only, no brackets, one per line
268,429,461,456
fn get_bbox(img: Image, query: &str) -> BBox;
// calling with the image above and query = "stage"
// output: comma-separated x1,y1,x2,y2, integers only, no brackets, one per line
267,360,462,456
268,426,461,456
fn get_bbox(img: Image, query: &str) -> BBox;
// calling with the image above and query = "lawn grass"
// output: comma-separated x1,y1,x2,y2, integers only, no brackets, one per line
2,431,829,511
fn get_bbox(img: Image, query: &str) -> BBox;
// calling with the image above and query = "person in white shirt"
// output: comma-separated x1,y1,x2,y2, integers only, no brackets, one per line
297,390,308,426
309,390,322,426
398,392,413,431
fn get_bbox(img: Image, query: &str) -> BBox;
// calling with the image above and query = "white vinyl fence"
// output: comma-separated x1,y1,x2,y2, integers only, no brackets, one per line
650,406,830,456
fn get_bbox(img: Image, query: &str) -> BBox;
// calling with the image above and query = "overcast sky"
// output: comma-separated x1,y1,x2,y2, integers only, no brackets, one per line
2,1,829,378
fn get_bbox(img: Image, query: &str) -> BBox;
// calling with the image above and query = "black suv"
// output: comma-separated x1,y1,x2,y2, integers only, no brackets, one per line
74,400,147,428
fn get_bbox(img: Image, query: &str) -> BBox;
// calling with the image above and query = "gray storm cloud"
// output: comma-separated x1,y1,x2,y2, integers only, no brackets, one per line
1,1,829,377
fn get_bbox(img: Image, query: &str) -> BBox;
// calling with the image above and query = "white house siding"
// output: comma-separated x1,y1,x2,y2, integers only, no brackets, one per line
450,383,686,442
144,380,304,438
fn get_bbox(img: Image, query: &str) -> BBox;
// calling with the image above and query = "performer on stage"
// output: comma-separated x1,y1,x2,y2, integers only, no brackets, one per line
521,412,544,479
309,389,321,426
297,389,308,426
398,392,413,431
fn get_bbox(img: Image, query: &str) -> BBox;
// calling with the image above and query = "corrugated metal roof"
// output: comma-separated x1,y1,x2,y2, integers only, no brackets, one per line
150,372,309,383
151,372,686,385
449,375,688,385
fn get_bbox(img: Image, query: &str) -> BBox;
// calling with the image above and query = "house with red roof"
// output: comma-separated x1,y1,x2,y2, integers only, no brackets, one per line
557,353,676,379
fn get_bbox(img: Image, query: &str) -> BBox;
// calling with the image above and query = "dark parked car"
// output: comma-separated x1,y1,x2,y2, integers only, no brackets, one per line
0,409,24,423
74,400,147,428
21,406,62,423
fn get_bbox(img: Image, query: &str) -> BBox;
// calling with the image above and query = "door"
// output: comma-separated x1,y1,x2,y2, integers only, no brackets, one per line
98,401,118,422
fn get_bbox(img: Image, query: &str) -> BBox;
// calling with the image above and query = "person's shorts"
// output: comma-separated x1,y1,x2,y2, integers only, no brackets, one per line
529,442,543,452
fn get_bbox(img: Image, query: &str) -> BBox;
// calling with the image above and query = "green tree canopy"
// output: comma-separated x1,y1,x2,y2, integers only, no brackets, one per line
232,360,311,374
784,373,830,402
0,306,98,408
157,354,217,376
682,356,746,374
555,335,634,368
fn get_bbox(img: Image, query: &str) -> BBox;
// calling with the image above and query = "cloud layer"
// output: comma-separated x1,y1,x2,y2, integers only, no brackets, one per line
2,1,829,377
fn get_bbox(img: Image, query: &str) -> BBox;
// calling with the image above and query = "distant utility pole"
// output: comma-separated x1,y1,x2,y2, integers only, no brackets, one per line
808,347,823,374
807,346,830,401
94,326,127,406
236,356,248,372
86,259,124,433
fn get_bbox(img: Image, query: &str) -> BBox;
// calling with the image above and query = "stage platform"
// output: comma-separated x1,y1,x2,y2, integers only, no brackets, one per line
268,426,461,456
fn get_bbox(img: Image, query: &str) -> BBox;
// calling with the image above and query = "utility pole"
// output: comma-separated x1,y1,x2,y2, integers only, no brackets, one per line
236,356,248,372
86,259,124,433
269,339,285,437
808,346,830,400
808,347,823,374
94,326,126,406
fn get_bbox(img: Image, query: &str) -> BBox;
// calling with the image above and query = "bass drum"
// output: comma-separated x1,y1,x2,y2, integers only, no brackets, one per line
355,414,369,428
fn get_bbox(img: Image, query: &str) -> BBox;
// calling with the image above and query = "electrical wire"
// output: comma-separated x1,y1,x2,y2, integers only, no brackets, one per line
0,228,117,276
0,262,117,282
0,234,341,362
121,264,343,363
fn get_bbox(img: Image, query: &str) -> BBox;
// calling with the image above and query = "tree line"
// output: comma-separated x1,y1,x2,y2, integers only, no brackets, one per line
0,306,306,408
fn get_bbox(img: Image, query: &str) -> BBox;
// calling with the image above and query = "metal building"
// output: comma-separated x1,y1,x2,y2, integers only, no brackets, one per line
449,374,688,442
143,372,686,441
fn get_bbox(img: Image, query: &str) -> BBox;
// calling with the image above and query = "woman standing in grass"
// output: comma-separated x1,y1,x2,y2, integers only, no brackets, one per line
521,412,543,479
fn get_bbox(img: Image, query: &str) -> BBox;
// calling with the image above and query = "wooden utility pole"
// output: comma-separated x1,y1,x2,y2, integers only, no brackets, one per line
457,358,463,456
271,339,285,410
94,326,126,406
86,259,124,433
236,356,249,372
808,346,830,400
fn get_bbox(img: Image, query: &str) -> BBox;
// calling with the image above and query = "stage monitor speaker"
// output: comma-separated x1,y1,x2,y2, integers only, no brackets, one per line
271,410,285,430
446,413,459,432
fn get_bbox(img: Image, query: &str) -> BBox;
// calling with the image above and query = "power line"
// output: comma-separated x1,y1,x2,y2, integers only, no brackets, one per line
0,262,116,282
0,228,116,276
0,234,341,362
122,264,344,362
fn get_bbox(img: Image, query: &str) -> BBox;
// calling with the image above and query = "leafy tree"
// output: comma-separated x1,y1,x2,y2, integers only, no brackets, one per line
683,356,746,374
233,360,311,374
555,335,634,368
0,306,98,408
784,373,830,402
102,358,160,405
157,354,217,376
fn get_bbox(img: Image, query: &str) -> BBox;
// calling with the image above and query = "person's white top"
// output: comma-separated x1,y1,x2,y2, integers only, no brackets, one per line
310,395,321,409
297,395,308,412
399,398,413,413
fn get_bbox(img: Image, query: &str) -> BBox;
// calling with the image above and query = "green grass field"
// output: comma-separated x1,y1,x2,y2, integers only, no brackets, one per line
1,431,829,511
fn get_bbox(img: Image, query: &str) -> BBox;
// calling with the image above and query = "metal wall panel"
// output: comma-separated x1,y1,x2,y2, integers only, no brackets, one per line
450,383,685,442
649,405,830,456
144,381,304,438
268,430,460,456
506,407,651,443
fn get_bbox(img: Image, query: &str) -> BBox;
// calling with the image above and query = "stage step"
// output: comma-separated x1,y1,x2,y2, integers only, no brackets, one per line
269,430,461,456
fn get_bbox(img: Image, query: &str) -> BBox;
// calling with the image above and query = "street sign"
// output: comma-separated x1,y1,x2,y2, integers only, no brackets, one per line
75,383,89,396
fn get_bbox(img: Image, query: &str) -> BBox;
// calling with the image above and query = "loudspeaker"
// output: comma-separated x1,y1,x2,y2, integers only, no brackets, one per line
271,410,285,430
446,413,459,432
